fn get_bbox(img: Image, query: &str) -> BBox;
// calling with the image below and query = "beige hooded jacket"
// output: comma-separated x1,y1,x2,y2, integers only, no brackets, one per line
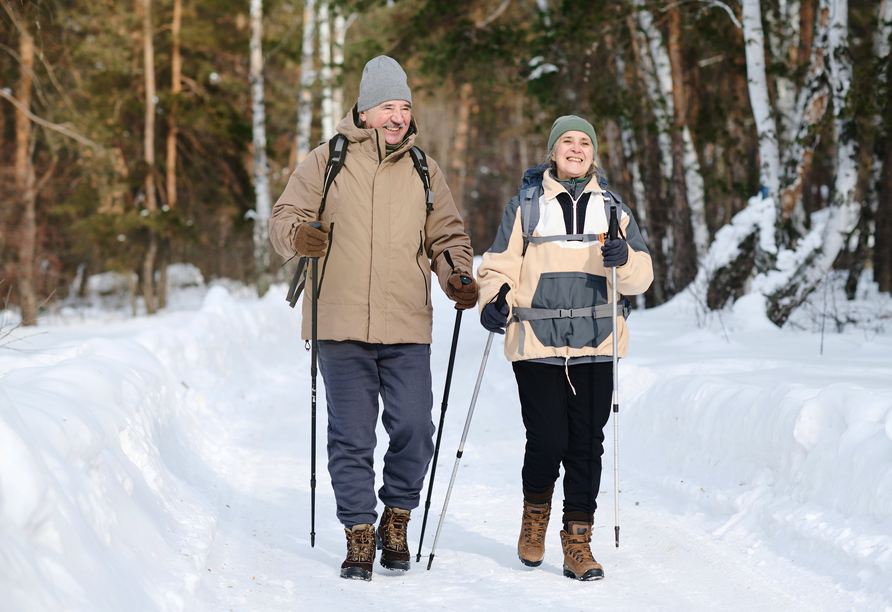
269,107,473,344
477,171,653,362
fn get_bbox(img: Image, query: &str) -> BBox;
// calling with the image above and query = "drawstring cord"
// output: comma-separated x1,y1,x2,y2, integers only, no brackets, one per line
564,356,577,396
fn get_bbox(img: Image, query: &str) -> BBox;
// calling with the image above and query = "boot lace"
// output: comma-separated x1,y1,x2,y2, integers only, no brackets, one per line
380,510,410,551
521,503,551,545
346,527,376,562
566,530,596,564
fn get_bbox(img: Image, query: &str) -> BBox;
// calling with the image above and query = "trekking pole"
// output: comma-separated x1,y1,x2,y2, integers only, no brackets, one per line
427,283,510,570
608,203,621,549
416,304,464,563
309,221,322,548
416,252,471,563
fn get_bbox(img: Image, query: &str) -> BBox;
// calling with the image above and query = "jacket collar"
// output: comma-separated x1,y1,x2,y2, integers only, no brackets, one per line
337,104,419,161
542,170,599,202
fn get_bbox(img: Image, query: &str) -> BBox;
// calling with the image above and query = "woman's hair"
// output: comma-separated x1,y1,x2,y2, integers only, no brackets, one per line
542,145,602,180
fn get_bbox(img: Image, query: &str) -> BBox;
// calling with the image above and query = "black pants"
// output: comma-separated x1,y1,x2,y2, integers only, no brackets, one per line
512,361,613,516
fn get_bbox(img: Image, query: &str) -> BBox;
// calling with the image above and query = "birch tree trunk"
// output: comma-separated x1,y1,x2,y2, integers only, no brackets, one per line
742,0,781,199
141,0,158,315
779,4,831,230
159,0,182,310
603,32,647,239
766,0,800,136
331,9,356,124
627,12,668,305
666,7,699,291
250,0,273,295
295,0,317,167
701,0,781,310
764,0,858,324
318,1,334,140
14,22,38,326
636,4,708,275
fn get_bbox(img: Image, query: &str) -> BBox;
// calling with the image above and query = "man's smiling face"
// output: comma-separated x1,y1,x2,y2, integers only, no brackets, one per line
359,100,412,145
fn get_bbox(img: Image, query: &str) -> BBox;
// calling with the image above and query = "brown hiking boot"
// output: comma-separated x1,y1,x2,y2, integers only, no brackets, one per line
560,521,604,581
518,499,551,567
340,524,376,581
377,506,411,571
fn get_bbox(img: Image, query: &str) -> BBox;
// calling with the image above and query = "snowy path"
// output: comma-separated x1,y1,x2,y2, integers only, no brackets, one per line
182,302,869,612
2,280,891,611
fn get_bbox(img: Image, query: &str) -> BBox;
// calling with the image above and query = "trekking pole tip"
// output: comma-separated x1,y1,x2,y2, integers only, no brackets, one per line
615,526,619,548
427,554,435,570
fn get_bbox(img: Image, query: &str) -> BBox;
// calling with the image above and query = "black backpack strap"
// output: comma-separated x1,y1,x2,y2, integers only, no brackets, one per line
409,146,434,215
318,134,348,219
286,134,347,308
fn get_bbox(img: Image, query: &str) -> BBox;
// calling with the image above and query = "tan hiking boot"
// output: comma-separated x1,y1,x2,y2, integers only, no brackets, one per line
377,506,411,571
517,500,551,567
560,521,604,581
341,524,376,581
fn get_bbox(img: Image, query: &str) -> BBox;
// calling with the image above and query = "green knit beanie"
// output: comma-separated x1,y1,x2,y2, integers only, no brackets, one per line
547,115,598,155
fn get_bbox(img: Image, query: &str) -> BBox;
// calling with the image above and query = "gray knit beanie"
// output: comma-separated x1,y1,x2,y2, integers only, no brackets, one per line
547,115,598,155
357,56,412,112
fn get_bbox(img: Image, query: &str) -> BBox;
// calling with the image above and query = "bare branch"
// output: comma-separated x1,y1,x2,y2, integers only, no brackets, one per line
0,89,100,149
1,0,26,36
476,0,513,28
656,0,742,30
0,42,50,109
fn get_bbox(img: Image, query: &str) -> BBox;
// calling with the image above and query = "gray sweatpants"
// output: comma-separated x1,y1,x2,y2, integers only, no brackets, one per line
317,340,435,527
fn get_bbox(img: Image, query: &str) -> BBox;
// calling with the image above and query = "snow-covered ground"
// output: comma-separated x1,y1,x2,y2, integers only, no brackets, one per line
1,264,891,611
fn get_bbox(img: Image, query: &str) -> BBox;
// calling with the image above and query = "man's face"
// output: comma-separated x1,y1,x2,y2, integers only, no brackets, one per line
359,100,412,145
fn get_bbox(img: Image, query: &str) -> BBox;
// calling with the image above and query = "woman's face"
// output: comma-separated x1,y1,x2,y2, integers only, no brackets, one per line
552,130,594,180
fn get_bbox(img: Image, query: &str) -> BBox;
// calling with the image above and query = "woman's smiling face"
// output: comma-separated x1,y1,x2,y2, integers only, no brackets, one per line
552,130,594,180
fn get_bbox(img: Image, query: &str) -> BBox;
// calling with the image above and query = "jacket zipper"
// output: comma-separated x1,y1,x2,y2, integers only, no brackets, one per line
416,231,428,305
572,198,578,234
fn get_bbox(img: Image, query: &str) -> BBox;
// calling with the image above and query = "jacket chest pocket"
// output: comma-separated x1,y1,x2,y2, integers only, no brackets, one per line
528,272,610,349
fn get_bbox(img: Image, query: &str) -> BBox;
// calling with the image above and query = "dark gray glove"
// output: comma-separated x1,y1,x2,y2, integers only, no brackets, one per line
480,301,509,335
601,238,629,268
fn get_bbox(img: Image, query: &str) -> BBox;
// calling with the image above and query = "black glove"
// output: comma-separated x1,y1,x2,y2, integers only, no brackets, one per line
480,300,509,335
601,238,629,268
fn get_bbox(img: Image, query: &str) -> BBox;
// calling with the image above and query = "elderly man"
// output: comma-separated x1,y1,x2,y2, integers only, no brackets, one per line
269,56,477,581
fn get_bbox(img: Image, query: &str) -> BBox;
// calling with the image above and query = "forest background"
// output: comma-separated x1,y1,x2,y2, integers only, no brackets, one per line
2,0,891,327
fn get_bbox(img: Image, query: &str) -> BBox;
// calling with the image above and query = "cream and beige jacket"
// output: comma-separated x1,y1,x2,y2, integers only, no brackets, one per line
269,107,473,344
477,171,653,362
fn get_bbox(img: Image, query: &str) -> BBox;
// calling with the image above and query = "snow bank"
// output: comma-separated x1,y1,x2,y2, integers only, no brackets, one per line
620,292,892,605
0,284,299,611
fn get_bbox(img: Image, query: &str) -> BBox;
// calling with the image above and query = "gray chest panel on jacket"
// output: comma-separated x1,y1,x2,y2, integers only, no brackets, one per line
527,272,613,349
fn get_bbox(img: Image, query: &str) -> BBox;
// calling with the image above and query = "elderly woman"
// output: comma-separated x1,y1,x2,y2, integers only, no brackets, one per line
476,115,653,581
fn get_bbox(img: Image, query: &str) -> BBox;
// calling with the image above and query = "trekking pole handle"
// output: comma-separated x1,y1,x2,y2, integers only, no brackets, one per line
495,283,510,312
444,250,473,286
608,205,619,241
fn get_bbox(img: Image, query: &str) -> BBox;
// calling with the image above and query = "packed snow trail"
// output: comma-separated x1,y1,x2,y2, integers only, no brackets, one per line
1,272,890,611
